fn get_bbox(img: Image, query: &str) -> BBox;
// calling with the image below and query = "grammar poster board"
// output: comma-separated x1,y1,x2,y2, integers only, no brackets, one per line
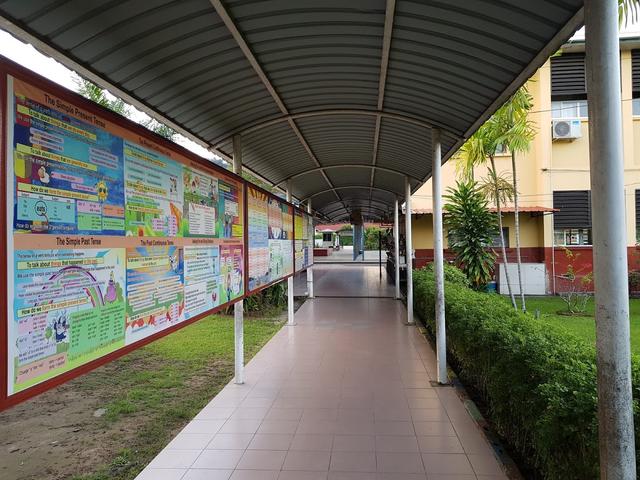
247,186,293,292
294,208,314,272
1,60,246,408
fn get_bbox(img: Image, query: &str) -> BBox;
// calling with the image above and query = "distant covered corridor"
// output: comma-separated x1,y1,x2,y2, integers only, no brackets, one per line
137,266,507,480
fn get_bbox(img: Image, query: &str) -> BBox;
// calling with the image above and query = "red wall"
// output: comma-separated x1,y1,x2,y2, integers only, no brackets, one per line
414,246,640,294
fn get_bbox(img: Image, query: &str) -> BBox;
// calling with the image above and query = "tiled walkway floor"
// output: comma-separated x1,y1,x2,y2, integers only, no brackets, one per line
294,264,395,298
137,268,508,480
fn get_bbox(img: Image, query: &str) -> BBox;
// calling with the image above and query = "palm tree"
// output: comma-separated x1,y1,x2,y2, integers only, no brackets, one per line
494,88,535,312
458,120,518,309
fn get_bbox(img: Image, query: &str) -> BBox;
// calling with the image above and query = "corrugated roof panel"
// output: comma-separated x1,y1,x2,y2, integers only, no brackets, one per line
0,0,584,220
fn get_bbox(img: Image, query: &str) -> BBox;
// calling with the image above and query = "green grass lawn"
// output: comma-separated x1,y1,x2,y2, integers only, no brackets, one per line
525,296,640,354
69,314,284,480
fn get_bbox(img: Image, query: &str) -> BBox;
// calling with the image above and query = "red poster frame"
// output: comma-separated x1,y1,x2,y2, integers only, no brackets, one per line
0,57,251,411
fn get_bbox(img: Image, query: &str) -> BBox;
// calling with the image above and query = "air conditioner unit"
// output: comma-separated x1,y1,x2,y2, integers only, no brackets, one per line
552,119,582,140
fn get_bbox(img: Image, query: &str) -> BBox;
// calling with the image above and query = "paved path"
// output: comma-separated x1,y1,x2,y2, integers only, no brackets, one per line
137,270,508,480
295,264,394,298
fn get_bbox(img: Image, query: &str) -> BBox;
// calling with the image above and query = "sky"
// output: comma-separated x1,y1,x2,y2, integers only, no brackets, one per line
1,19,640,167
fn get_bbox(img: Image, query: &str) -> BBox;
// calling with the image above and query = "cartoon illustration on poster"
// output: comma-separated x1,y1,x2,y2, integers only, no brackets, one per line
124,140,183,237
220,244,244,304
184,245,220,319
182,167,218,237
218,180,242,238
9,248,126,393
247,187,270,291
11,81,125,235
125,245,184,344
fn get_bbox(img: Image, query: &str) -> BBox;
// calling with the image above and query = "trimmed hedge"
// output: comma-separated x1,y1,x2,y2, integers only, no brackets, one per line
413,265,640,479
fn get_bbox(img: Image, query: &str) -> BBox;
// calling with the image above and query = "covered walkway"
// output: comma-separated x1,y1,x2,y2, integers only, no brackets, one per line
136,267,507,480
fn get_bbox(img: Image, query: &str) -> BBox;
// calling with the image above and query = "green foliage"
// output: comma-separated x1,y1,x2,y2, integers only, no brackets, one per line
413,268,640,479
364,227,386,250
244,282,287,315
139,118,176,141
443,180,498,289
74,76,130,116
419,262,470,287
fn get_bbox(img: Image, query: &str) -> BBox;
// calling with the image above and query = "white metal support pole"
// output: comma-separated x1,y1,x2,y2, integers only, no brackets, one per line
586,1,637,476
232,135,244,385
394,197,401,299
306,200,314,298
405,177,414,325
432,129,447,384
585,1,636,477
286,180,295,326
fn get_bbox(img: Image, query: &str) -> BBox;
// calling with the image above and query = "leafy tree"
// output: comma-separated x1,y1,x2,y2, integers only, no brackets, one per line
494,87,535,312
444,180,498,289
73,75,130,116
74,75,176,141
457,118,517,308
140,118,176,141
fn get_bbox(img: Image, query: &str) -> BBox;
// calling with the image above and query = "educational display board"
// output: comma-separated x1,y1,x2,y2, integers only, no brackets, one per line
4,73,245,398
247,186,293,292
294,209,315,271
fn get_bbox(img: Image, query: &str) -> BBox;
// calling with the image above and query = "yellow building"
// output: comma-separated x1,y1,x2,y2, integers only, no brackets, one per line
409,38,640,293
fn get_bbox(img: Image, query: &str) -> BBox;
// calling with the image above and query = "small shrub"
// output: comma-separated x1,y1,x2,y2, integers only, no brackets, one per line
413,266,640,479
629,270,640,292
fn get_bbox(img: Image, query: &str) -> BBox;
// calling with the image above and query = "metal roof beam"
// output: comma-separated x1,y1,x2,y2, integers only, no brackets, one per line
370,0,397,204
210,109,458,149
302,186,400,202
209,0,345,209
274,164,421,187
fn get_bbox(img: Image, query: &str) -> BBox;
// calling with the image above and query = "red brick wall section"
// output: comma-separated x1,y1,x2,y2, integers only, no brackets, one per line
415,246,640,294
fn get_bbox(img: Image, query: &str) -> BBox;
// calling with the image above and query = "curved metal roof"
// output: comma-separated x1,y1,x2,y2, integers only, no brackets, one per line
0,0,584,221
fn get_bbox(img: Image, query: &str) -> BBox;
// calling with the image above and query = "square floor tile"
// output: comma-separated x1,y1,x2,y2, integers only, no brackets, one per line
376,453,424,473
327,473,375,480
421,453,474,475
290,434,333,451
166,433,215,450
375,474,427,480
266,408,304,421
230,470,280,480
278,471,328,480
147,449,201,469
248,434,293,450
258,420,300,434
136,468,187,480
417,435,464,454
409,409,448,422
182,420,225,434
333,435,375,452
219,418,262,434
330,451,376,472
412,422,456,437
283,450,331,471
207,433,254,450
182,469,233,480
375,436,419,453
191,449,243,469
374,422,414,436
237,450,287,470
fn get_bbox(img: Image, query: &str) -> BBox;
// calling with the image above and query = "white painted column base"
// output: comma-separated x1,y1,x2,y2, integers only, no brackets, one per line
234,301,244,384
287,276,296,326
307,267,314,298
